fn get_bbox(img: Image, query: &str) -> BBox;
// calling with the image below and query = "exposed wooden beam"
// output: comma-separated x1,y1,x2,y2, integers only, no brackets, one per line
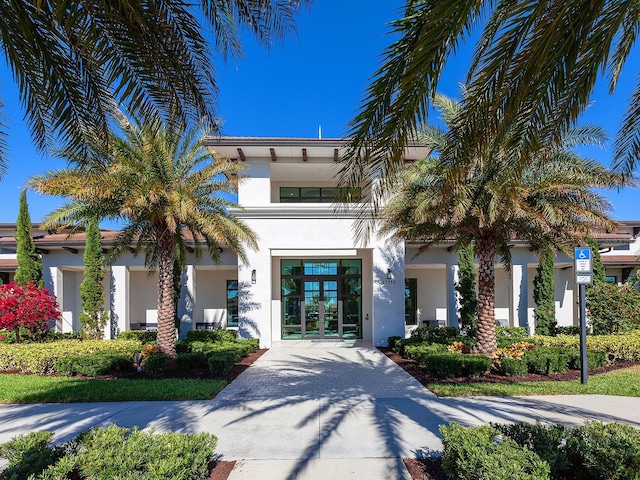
302,148,307,161
237,148,246,161
333,149,339,162
270,148,277,161
62,246,78,254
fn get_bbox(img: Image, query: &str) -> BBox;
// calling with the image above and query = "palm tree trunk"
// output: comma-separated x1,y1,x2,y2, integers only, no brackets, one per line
156,227,177,358
472,235,498,354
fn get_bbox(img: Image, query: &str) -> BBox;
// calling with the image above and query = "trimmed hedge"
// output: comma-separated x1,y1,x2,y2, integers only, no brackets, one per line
175,352,209,371
496,326,529,348
532,330,640,362
410,326,459,343
143,353,167,375
208,352,236,376
440,423,551,480
554,326,580,336
55,352,133,377
117,330,157,344
523,347,570,375
498,357,529,377
186,329,237,343
0,340,142,375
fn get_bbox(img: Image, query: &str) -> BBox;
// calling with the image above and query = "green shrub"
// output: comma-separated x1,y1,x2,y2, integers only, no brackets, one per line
523,347,569,375
496,326,529,347
587,283,640,334
498,357,528,377
403,343,448,363
31,425,217,480
565,421,640,480
189,339,257,362
175,352,208,371
117,330,157,344
208,352,236,376
0,340,142,374
566,349,607,371
492,422,571,479
411,326,459,343
532,331,640,362
440,423,551,480
143,354,167,376
175,340,191,354
387,336,402,351
0,329,17,344
0,431,63,480
425,352,490,378
554,326,580,336
186,329,237,343
54,352,132,377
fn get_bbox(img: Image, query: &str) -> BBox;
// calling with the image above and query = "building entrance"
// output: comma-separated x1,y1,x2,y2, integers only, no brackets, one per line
281,259,362,340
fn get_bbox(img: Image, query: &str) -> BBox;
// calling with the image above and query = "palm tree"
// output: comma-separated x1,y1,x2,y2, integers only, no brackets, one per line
0,0,309,175
379,94,631,354
29,112,258,357
342,0,640,189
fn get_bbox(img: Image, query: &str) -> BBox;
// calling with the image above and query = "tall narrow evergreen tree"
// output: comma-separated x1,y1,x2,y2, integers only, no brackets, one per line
79,218,108,338
585,237,606,286
533,249,556,336
455,242,477,337
14,190,43,287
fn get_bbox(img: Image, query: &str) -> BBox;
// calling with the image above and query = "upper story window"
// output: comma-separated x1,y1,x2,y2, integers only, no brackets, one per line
279,187,361,203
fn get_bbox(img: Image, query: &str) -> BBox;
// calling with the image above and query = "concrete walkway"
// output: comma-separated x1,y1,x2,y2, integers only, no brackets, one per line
1,342,640,479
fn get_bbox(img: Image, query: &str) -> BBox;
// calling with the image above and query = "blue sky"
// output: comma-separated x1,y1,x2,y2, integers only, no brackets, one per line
0,0,638,224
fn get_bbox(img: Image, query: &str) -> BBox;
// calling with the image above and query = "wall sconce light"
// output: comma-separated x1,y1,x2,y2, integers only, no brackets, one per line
386,268,393,280
251,269,256,284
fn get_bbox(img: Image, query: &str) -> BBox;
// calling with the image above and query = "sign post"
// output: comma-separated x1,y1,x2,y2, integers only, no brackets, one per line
574,246,593,385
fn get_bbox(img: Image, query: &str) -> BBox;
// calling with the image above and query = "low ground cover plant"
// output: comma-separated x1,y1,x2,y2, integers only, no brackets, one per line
441,421,640,480
0,425,218,480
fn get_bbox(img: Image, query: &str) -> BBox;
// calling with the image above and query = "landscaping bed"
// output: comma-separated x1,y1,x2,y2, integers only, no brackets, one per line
381,347,640,387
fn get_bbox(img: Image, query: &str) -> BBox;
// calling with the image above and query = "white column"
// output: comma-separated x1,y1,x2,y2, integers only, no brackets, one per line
110,265,130,337
178,265,196,339
372,241,405,346
510,263,530,331
446,264,460,329
50,267,66,333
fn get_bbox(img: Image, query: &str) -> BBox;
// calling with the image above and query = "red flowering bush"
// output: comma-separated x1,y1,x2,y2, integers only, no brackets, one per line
0,281,61,342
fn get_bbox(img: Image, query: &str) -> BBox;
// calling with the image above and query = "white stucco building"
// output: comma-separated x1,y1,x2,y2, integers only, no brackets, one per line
0,138,638,346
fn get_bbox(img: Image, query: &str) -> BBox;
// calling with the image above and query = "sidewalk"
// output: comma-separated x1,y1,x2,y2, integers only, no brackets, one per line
1,342,640,479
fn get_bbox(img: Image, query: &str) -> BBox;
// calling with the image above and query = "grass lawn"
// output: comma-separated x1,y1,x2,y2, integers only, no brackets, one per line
0,375,226,404
428,365,640,397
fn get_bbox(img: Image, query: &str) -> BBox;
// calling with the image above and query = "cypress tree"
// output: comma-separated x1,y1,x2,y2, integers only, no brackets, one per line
533,248,556,335
14,190,43,287
455,242,478,337
584,237,606,285
79,219,108,338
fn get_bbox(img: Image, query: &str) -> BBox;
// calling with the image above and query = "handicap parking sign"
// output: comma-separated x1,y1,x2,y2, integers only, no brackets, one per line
574,247,592,274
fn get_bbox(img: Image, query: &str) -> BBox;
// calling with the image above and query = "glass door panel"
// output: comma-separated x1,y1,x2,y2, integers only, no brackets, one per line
323,280,339,337
304,281,321,337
